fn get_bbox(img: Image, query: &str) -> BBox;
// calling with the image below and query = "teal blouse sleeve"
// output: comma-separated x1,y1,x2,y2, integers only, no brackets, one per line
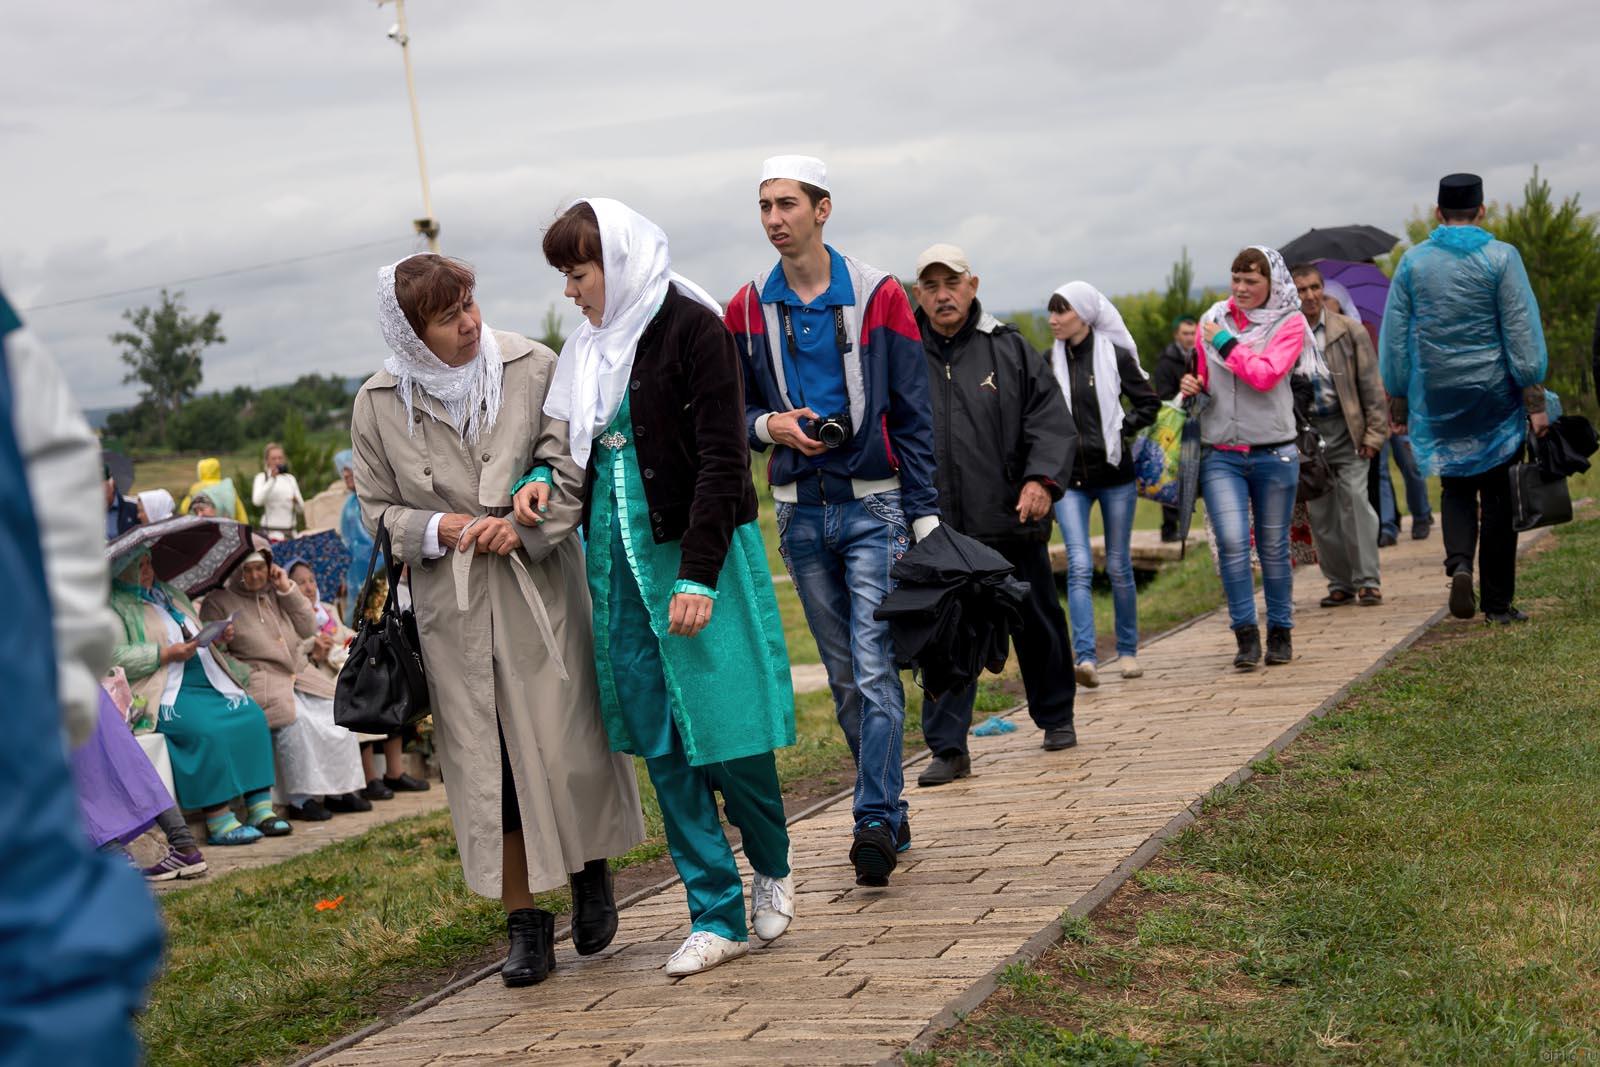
510,465,552,495
671,579,719,601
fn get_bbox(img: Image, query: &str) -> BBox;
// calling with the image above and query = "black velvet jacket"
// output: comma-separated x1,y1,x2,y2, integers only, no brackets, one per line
582,283,760,588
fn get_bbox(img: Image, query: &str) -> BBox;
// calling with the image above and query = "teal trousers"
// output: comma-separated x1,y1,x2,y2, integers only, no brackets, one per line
609,536,790,941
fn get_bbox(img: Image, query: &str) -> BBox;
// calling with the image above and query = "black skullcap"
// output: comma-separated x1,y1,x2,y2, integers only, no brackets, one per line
1438,173,1484,211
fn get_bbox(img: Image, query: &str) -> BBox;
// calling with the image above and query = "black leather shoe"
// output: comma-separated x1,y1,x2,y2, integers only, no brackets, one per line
1377,531,1399,547
323,791,373,814
502,908,555,987
569,859,618,956
1265,626,1293,665
383,772,431,792
850,821,898,887
1484,607,1530,625
286,798,332,821
1449,568,1476,619
1411,519,1432,540
896,814,911,854
1233,625,1261,670
917,752,971,787
361,777,395,801
1041,726,1077,751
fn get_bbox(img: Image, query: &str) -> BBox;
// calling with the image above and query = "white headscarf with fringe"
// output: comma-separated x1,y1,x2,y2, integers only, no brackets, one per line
1199,244,1325,380
376,256,504,442
542,197,723,469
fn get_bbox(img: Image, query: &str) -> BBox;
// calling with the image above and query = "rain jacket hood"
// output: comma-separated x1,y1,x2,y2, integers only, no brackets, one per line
1379,225,1548,477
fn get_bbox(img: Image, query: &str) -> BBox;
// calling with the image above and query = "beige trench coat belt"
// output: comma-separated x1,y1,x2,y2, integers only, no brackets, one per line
450,516,569,682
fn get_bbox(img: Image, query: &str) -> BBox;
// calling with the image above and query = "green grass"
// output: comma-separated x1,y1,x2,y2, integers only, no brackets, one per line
926,511,1600,1066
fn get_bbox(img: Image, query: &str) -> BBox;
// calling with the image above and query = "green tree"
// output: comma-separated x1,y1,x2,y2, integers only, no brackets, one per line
280,409,338,500
166,394,243,453
537,304,566,352
112,289,225,441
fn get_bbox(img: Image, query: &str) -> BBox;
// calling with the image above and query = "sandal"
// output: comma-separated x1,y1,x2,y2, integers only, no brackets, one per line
209,824,264,846
250,815,293,837
1319,590,1356,607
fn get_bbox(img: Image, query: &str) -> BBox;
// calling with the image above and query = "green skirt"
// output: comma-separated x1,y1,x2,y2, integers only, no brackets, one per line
155,656,275,809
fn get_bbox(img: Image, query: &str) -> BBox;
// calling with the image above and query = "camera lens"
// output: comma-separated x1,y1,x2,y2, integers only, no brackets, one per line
819,420,848,449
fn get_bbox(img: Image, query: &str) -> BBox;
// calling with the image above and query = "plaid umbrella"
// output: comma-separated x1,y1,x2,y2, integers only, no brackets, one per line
270,528,352,600
105,516,253,597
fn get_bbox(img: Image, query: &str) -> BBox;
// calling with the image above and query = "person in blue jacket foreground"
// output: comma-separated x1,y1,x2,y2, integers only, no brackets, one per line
1380,172,1550,624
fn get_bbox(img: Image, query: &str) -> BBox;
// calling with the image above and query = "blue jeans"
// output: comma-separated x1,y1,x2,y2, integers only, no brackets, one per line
1055,481,1139,664
777,492,910,835
1201,444,1300,631
1377,434,1432,538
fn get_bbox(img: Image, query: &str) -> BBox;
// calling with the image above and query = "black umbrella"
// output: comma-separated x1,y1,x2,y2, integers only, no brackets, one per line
101,449,134,495
872,524,1029,697
1279,225,1400,264
106,516,254,597
1174,392,1211,558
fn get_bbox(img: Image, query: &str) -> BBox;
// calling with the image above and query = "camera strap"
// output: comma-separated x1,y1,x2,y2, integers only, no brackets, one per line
777,303,852,411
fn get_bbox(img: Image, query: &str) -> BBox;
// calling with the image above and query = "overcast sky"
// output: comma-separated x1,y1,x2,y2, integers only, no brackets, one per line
5,1,1597,410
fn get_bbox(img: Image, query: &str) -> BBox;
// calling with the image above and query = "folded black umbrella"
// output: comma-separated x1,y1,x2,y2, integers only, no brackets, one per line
1535,415,1598,479
873,524,1029,698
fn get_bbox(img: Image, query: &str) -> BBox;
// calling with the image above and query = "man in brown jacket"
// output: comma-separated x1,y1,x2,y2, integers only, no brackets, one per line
1292,264,1390,605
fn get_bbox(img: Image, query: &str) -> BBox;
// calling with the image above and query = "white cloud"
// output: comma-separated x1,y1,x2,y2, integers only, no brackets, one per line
4,0,1597,408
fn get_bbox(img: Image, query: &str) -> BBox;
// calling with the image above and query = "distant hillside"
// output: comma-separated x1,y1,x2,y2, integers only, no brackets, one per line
88,375,366,432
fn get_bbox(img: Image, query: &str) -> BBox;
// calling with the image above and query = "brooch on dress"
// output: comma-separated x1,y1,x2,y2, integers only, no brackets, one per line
598,430,628,450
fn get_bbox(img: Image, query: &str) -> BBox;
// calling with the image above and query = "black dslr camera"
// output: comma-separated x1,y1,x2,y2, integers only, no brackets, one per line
805,412,853,449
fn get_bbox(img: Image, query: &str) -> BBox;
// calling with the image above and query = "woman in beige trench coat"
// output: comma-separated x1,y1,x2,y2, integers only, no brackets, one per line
350,253,645,987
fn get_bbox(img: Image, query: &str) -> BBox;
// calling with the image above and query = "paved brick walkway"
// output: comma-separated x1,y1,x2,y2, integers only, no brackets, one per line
313,523,1467,1066
141,786,447,893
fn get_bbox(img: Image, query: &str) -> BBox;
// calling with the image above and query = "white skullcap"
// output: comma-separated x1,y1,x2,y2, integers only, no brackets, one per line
761,154,829,192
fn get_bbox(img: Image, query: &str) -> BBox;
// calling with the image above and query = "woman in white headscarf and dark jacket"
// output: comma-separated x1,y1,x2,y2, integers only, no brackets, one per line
516,199,796,979
349,253,645,989
1047,282,1160,689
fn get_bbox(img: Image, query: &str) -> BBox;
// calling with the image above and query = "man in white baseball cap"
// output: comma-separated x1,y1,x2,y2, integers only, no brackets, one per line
723,155,941,889
910,244,1078,786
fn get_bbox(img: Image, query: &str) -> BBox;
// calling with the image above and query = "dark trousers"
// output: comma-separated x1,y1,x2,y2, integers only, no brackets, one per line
1160,504,1180,539
921,537,1075,757
1440,457,1518,615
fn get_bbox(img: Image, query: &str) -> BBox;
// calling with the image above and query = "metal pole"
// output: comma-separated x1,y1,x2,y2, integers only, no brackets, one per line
383,0,439,251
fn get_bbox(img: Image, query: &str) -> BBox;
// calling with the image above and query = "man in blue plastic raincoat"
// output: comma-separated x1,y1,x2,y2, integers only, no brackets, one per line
1380,172,1549,625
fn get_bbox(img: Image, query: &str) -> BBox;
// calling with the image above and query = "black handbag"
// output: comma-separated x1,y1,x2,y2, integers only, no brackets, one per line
1511,437,1573,532
334,519,430,734
1291,396,1334,503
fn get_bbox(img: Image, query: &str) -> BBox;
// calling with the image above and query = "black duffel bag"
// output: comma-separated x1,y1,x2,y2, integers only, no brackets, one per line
335,518,430,734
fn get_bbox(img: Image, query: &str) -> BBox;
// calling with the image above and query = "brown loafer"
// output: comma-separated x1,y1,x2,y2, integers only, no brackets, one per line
1358,588,1383,606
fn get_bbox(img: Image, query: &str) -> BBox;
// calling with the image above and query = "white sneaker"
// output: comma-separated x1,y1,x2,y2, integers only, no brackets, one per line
750,856,795,942
1120,656,1143,679
1074,660,1100,688
664,930,748,977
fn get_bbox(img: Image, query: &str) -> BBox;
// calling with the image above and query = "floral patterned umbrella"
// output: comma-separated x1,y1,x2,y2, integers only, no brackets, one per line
105,516,253,597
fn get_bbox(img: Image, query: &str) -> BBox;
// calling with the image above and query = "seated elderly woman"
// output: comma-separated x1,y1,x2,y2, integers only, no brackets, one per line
202,546,367,820
110,546,280,845
286,557,382,806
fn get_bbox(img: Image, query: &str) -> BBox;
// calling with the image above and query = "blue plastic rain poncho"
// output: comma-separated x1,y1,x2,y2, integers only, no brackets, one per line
334,449,374,626
1379,225,1548,477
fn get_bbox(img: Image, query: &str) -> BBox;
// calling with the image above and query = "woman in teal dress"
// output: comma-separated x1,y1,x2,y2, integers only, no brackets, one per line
109,547,285,845
520,197,796,978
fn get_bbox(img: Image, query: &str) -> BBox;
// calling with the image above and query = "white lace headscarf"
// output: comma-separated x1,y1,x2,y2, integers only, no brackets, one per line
376,256,504,442
1199,244,1325,378
1050,281,1147,468
543,197,723,468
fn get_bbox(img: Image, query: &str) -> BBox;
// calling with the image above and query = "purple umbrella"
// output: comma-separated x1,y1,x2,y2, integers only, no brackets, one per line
1317,259,1390,335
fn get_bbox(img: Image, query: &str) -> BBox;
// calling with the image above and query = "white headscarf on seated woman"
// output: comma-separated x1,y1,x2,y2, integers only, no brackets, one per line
542,197,723,469
136,489,175,523
1049,280,1147,468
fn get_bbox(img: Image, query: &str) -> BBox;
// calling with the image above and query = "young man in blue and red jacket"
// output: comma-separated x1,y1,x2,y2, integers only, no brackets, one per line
725,155,939,888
